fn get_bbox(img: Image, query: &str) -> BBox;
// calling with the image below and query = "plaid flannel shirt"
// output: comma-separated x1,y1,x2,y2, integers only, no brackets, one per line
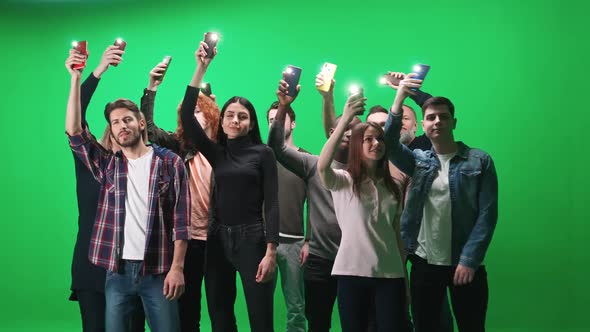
68,129,190,275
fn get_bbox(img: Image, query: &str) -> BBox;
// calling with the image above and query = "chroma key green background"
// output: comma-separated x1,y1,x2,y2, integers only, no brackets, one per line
0,0,587,331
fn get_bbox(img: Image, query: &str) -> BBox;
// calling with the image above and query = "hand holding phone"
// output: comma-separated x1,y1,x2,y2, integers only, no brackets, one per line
203,32,219,58
112,38,126,66
317,63,337,92
380,72,405,88
154,56,172,82
284,65,302,96
71,41,88,70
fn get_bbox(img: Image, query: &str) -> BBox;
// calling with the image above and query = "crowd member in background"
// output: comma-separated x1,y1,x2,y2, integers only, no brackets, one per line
268,72,361,332
140,58,221,332
265,101,309,332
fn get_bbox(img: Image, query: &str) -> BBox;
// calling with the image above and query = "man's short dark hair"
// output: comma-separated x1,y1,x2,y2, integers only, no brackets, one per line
104,98,141,122
422,97,455,117
266,101,296,122
366,105,388,121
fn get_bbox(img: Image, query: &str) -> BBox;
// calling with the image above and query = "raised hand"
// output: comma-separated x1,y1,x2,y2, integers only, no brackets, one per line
65,49,85,78
277,72,300,106
315,72,335,98
384,71,406,90
148,60,169,91
196,37,217,68
94,45,124,78
397,73,423,97
343,93,367,120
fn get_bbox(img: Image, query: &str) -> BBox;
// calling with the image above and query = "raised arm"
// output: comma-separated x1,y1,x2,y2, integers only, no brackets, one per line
141,60,181,151
268,76,316,179
180,39,218,164
65,51,110,182
317,94,366,189
80,45,124,129
384,74,423,175
315,73,336,138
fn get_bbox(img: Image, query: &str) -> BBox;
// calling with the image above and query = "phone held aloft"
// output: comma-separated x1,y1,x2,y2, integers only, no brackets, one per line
71,40,88,70
410,64,430,91
318,62,337,92
155,56,172,81
200,82,212,97
204,32,219,58
284,65,302,96
112,38,126,67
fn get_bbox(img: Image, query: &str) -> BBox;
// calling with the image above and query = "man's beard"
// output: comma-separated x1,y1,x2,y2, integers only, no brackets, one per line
400,131,414,145
112,130,141,148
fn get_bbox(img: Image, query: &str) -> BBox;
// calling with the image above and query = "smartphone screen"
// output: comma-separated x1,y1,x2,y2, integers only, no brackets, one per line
72,40,88,70
204,32,219,58
318,63,337,92
285,65,302,96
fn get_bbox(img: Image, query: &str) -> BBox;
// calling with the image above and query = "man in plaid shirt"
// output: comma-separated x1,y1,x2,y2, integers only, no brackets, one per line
65,52,190,332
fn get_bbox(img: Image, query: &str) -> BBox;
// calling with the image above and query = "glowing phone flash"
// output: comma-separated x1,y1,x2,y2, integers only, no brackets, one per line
379,77,387,85
413,65,423,72
116,38,124,44
200,83,207,89
210,33,219,41
163,56,171,64
285,67,293,74
349,84,361,95
72,41,78,47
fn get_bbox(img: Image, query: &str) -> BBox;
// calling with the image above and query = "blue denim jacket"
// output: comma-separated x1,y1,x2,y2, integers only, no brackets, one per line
384,112,498,269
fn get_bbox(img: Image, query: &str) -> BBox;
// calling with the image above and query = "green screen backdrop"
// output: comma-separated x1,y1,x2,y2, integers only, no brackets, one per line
0,0,587,331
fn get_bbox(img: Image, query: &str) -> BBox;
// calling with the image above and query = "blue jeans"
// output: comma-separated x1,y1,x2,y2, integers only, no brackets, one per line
105,260,180,332
274,239,306,332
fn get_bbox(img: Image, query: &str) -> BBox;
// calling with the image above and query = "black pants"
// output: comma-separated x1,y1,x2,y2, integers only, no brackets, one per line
179,239,207,332
205,223,275,332
75,290,145,332
410,256,488,332
337,276,406,332
304,253,338,332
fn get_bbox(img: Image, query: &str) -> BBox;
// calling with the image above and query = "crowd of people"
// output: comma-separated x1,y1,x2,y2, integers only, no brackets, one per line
64,33,498,332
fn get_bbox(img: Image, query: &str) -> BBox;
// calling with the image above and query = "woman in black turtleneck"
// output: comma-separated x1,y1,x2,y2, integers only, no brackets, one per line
180,38,279,332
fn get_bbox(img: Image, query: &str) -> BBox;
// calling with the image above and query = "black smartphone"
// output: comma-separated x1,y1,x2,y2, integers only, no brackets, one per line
411,64,430,90
285,65,302,96
204,32,219,58
155,56,172,81
200,82,212,96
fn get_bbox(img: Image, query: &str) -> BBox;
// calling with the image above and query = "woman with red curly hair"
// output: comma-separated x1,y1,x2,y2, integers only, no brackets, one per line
140,59,220,332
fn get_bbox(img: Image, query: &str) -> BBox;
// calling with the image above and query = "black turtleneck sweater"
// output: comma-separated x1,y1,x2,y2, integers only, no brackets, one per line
180,86,279,244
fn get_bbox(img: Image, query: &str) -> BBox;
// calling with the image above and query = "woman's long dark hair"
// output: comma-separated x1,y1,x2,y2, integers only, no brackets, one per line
217,96,263,146
346,122,401,202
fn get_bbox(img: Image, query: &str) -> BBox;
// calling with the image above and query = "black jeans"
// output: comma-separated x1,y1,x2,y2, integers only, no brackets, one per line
337,276,407,332
75,290,145,332
410,256,488,332
179,239,207,332
304,253,338,332
205,223,275,332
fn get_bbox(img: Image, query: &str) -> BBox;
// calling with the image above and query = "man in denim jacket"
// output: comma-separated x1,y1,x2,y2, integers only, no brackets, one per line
384,74,498,332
